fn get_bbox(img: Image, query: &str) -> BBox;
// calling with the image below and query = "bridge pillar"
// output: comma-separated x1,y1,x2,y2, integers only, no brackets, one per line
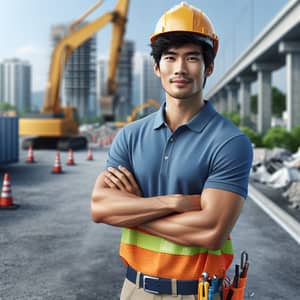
279,41,300,131
218,90,227,114
213,96,220,112
214,92,222,113
238,76,254,127
252,63,278,134
226,83,239,113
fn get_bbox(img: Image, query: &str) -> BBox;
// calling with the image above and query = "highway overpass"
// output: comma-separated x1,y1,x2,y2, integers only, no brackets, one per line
206,0,300,133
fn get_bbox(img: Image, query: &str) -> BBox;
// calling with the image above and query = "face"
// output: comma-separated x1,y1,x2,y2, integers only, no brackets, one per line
154,44,213,101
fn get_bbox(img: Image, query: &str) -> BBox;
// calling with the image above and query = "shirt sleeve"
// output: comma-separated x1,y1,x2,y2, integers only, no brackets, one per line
203,134,253,198
105,128,132,172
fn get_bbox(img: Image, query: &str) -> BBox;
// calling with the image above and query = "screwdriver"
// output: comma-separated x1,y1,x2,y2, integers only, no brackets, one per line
226,265,239,300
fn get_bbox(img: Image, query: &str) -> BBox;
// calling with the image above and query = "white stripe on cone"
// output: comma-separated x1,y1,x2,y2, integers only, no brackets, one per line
1,192,12,197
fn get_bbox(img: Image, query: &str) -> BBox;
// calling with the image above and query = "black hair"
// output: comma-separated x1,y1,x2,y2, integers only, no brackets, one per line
150,31,214,72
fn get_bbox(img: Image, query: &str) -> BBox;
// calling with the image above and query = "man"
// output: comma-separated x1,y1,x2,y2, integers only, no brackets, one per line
91,2,253,299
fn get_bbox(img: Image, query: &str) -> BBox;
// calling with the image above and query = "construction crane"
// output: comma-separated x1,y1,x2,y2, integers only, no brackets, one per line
114,99,161,128
20,0,129,150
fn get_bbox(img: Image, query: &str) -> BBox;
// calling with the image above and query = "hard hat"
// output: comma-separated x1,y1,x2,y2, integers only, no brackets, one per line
150,2,219,57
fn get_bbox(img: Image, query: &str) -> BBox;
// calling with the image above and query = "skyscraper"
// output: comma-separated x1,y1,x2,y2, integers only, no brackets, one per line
51,24,97,121
133,52,163,108
115,40,134,121
96,57,108,117
0,58,31,112
0,64,3,104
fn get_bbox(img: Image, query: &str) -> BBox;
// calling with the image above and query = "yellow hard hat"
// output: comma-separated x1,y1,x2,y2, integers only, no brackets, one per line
150,2,219,57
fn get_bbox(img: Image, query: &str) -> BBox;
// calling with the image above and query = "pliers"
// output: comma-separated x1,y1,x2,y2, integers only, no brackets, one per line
198,272,209,300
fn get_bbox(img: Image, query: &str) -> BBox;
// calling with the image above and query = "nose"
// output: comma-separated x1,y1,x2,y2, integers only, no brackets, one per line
174,58,187,75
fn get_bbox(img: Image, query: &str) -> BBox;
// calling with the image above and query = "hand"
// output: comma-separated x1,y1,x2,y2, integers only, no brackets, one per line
104,166,142,196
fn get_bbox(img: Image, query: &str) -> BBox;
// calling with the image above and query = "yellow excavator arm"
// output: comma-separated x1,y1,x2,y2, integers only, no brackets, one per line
115,99,161,127
127,99,161,122
42,0,129,115
20,0,129,150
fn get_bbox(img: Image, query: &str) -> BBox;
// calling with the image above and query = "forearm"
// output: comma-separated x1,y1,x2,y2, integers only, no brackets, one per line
91,169,201,228
140,210,220,249
91,187,176,226
140,189,244,250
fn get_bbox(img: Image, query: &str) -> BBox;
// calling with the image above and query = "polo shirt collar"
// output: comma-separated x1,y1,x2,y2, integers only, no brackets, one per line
153,103,166,129
152,100,217,132
186,100,217,132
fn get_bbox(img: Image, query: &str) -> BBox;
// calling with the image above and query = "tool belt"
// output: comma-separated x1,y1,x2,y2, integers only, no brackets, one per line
223,277,247,300
222,251,249,300
126,265,221,296
126,250,249,299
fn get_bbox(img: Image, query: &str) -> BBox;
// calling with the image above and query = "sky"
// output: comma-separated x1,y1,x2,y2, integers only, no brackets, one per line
0,0,289,92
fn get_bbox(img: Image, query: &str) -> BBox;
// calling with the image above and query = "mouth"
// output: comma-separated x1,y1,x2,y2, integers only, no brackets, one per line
170,78,192,87
170,77,192,83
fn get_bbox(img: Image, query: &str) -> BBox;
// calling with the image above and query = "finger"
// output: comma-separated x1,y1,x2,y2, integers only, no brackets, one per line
118,166,142,196
108,167,132,190
104,177,119,189
118,166,140,190
104,170,126,190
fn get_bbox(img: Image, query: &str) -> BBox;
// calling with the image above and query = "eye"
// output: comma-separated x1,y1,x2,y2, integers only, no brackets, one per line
187,56,200,61
163,55,175,61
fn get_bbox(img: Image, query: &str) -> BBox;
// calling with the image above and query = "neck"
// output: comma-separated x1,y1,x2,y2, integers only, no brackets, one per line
164,95,205,132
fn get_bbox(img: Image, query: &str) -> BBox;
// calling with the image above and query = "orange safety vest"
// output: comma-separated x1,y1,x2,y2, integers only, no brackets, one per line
120,227,233,280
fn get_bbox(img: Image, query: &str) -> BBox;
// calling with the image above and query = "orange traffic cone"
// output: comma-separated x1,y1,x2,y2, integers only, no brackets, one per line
105,136,111,146
66,148,75,165
26,145,35,163
98,137,103,149
87,148,94,161
0,173,19,209
52,151,63,174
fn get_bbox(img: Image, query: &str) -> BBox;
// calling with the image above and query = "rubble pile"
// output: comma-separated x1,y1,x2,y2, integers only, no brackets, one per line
282,182,300,209
251,147,300,209
80,123,119,143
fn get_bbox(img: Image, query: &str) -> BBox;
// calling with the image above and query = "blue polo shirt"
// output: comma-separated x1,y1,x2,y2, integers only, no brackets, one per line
106,101,253,198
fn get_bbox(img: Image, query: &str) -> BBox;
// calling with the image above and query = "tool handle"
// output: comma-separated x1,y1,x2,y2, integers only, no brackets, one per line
226,289,234,300
234,264,240,288
241,262,249,278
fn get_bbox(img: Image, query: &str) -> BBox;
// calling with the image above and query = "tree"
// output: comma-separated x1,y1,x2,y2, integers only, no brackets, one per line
291,124,300,151
251,95,257,114
272,87,286,117
0,102,16,111
240,126,262,147
262,127,296,152
222,112,241,126
250,87,285,117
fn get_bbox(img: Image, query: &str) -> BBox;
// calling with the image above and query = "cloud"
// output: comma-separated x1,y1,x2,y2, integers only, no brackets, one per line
15,44,42,56
14,44,49,91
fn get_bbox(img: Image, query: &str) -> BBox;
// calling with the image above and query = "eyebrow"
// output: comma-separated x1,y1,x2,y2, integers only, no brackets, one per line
162,51,202,56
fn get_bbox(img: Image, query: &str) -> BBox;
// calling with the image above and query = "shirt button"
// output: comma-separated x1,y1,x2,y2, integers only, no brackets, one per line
164,156,169,160
170,138,174,142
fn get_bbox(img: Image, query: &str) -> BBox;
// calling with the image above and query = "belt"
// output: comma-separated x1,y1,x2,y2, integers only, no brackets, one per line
126,265,221,295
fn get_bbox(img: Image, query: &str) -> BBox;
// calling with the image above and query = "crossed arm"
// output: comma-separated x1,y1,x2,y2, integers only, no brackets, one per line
91,166,244,250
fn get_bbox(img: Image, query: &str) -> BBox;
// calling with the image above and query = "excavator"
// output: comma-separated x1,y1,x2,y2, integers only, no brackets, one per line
20,0,129,150
114,99,161,128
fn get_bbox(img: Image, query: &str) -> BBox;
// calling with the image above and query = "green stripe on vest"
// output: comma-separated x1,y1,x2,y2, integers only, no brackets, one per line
121,228,233,256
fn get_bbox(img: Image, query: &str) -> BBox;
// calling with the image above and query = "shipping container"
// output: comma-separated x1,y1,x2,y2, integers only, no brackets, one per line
0,116,19,164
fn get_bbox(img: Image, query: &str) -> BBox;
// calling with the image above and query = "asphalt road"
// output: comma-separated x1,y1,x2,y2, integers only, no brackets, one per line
0,144,299,299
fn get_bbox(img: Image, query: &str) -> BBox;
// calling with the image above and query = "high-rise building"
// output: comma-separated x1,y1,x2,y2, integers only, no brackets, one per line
96,41,134,121
96,57,108,117
0,64,3,103
0,58,31,112
133,52,163,108
115,40,134,121
51,24,97,121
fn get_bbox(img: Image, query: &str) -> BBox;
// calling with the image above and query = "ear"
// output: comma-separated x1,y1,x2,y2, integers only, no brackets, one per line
205,63,214,77
153,63,161,78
